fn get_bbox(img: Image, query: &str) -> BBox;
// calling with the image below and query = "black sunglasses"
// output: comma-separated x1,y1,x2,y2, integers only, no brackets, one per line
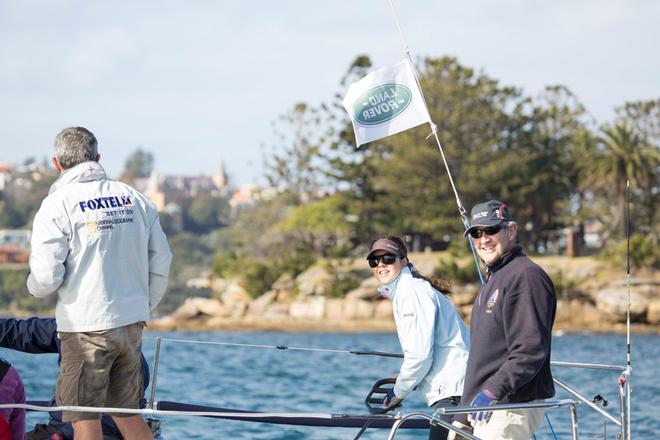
368,254,398,268
469,224,503,239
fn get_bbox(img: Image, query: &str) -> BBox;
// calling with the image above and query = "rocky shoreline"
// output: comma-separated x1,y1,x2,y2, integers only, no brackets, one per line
148,254,660,334
147,314,660,335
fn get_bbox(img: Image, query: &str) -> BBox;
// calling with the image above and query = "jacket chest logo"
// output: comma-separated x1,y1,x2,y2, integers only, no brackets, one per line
485,288,500,313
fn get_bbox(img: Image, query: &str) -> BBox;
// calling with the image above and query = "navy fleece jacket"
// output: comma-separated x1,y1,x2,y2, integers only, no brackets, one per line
461,246,556,405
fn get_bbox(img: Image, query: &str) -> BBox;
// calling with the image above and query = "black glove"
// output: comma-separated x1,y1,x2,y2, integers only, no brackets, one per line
383,389,403,409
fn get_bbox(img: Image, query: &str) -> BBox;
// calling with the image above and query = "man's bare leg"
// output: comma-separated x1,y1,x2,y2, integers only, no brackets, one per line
72,419,103,440
112,415,154,440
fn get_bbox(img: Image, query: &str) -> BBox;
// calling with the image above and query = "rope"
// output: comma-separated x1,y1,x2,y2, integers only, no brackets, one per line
545,413,558,440
144,337,364,355
387,0,484,284
387,0,411,58
387,0,463,213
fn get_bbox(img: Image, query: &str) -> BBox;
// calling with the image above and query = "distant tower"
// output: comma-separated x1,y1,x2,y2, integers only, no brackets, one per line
145,170,166,211
147,170,161,193
213,160,228,189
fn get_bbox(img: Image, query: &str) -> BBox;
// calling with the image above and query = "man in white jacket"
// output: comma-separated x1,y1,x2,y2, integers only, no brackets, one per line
27,127,172,440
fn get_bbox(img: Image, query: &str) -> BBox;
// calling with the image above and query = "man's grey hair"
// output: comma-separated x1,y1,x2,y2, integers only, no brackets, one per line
503,220,519,242
53,127,98,170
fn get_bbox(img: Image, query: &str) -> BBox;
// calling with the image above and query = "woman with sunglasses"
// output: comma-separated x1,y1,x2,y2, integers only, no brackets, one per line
367,236,470,440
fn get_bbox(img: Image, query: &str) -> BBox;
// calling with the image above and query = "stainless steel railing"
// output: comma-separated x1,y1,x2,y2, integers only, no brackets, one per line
387,399,581,440
387,360,632,440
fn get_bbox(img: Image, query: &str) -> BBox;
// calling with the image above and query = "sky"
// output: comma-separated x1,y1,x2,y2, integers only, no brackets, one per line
1,0,658,185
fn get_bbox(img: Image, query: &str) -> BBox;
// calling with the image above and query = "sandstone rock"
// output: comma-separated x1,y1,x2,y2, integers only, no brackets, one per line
206,316,226,329
346,277,380,300
150,315,178,329
555,299,571,324
186,276,211,289
411,259,436,277
647,300,660,324
171,297,224,319
373,299,393,319
593,289,647,322
567,299,605,326
458,305,473,323
343,299,374,320
263,302,290,318
210,277,232,294
248,290,277,315
272,273,295,293
275,290,293,303
290,297,326,319
449,284,478,306
221,281,251,304
228,301,249,318
325,298,345,320
296,266,333,297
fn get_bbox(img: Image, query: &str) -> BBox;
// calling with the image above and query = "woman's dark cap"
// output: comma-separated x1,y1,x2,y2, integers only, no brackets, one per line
366,238,407,259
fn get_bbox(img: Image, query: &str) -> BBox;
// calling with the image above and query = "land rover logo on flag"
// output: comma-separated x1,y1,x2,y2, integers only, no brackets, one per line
353,84,413,126
342,59,431,147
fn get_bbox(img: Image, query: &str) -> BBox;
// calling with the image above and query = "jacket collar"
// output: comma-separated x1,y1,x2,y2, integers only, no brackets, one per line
486,245,523,273
49,161,106,195
377,266,413,299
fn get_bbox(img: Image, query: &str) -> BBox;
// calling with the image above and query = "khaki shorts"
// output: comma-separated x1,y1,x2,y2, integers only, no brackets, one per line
472,403,545,440
56,323,144,422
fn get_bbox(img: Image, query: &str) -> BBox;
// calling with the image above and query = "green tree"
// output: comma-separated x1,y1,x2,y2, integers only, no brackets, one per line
212,195,316,292
120,148,154,182
263,102,329,204
582,122,660,238
276,194,357,257
0,201,24,228
331,57,529,242
493,85,588,250
614,99,660,239
2,168,57,227
616,98,660,144
185,194,231,233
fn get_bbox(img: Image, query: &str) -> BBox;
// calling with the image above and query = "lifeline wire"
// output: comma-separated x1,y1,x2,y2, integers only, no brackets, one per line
145,337,630,371
386,0,484,283
144,336,390,356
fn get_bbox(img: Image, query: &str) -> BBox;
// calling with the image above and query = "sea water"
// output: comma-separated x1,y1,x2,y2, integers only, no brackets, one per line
3,332,659,439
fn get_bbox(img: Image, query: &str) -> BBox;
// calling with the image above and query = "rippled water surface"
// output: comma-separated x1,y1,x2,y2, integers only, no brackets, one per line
4,332,658,439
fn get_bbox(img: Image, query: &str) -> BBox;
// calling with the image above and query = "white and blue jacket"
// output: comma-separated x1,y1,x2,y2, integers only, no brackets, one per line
27,162,172,332
379,267,470,406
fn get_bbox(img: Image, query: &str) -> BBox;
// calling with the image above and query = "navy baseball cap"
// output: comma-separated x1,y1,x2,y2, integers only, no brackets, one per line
464,200,513,236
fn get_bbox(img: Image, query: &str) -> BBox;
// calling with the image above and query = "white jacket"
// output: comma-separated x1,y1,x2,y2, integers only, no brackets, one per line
27,161,172,332
379,267,470,406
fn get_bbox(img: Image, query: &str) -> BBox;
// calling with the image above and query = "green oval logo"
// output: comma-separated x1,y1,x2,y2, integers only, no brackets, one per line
353,84,412,126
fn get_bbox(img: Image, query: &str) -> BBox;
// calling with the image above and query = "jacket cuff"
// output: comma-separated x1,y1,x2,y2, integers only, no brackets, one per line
26,274,55,298
483,380,504,400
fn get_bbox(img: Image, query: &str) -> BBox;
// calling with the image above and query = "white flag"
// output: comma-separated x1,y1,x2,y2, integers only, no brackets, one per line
342,59,431,147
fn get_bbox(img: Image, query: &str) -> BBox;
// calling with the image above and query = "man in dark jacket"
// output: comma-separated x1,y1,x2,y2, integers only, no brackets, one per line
453,200,556,440
0,317,150,439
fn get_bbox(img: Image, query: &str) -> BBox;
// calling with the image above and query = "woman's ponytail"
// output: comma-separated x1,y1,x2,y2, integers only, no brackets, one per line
408,262,452,294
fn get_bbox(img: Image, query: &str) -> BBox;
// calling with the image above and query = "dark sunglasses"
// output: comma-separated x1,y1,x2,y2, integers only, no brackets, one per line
469,224,503,239
368,254,398,268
